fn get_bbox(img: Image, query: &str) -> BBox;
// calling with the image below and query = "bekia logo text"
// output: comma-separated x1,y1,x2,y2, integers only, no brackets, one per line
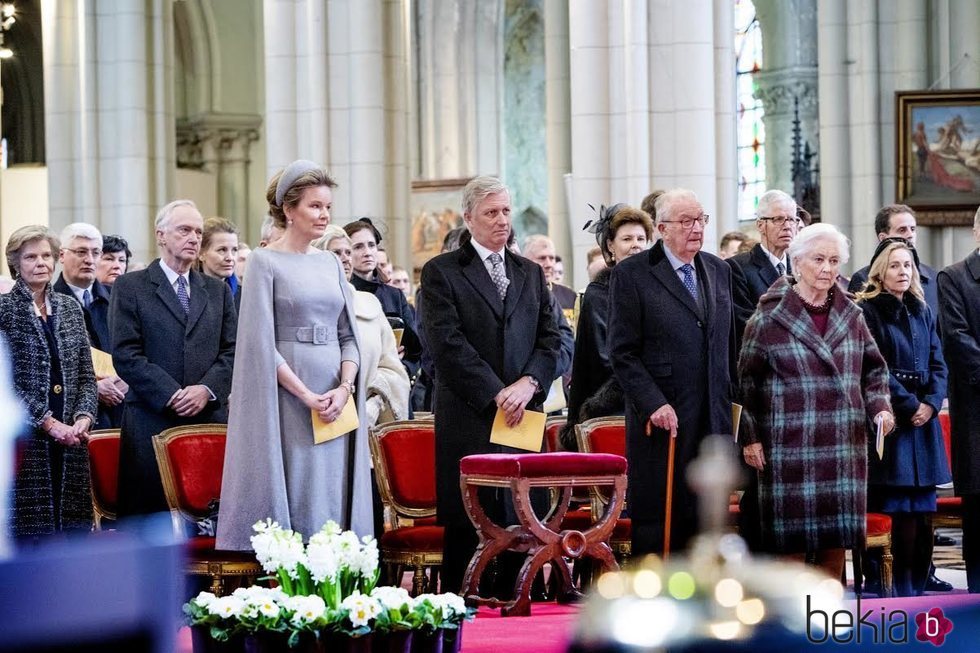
807,595,953,646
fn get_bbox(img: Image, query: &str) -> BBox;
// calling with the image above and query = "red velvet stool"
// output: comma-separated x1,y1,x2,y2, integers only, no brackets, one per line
459,452,627,616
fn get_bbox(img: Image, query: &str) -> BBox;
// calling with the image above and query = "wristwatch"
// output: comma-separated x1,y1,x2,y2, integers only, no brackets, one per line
341,379,355,396
525,376,540,391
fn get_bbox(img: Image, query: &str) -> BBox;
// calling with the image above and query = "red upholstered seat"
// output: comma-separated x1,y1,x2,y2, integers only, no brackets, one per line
379,525,444,551
153,425,262,596
460,453,626,478
611,517,631,540
87,430,121,527
866,512,892,536
162,433,226,516
937,496,962,514
560,508,594,530
544,418,564,453
378,424,436,510
586,424,626,457
369,421,441,595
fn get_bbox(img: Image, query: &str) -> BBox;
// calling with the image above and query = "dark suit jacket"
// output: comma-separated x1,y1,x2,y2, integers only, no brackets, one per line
728,244,790,347
109,260,237,516
420,242,561,524
608,241,735,552
551,283,578,311
54,275,120,429
850,261,940,317
938,251,980,495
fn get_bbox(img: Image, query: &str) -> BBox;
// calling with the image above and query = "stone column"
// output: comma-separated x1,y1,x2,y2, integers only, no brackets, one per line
817,0,852,241
566,0,735,288
753,0,818,199
544,0,572,261
43,0,176,261
264,0,411,251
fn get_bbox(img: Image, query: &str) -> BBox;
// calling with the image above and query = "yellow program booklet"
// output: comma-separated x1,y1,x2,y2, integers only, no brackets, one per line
91,347,117,378
489,408,546,452
312,397,359,444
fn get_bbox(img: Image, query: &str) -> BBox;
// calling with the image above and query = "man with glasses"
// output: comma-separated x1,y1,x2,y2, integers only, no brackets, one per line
54,223,127,429
848,205,939,313
728,190,801,343
608,188,735,556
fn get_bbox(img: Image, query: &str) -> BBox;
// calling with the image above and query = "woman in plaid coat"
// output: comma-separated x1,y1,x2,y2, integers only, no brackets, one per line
738,224,894,579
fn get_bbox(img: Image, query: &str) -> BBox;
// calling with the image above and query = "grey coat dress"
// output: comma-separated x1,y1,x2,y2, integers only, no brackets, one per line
216,248,373,549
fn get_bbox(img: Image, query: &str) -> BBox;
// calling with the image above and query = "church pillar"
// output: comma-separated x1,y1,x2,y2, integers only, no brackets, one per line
753,0,818,199
263,0,411,258
43,0,176,261
566,0,735,288
544,0,572,263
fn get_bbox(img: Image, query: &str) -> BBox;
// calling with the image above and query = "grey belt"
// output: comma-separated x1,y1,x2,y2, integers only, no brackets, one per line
276,325,337,344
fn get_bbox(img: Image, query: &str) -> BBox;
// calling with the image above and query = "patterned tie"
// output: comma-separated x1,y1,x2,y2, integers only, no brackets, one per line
680,263,698,300
175,275,190,314
487,253,509,301
776,262,785,277
82,288,92,309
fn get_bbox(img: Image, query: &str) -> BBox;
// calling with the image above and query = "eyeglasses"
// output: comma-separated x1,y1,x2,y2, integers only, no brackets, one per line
759,216,803,226
63,247,103,259
661,214,710,230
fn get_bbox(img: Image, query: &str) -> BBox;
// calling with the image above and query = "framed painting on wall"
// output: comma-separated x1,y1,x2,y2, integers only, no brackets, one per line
896,89,980,225
410,178,471,279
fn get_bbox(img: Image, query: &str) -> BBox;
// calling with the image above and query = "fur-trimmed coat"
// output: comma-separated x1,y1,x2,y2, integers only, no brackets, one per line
0,279,97,537
351,287,410,425
738,278,891,552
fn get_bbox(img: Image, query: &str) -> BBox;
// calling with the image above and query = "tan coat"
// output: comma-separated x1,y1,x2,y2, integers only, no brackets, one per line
352,287,410,426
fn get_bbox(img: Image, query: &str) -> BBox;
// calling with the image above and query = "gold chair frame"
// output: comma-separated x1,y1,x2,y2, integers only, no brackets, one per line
153,424,261,596
369,420,442,595
575,416,631,562
87,428,120,530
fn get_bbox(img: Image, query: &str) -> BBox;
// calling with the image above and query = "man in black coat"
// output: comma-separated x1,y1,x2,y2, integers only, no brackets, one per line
849,205,939,313
726,189,800,550
728,189,801,342
110,200,237,518
609,188,735,556
937,210,980,593
420,176,561,593
54,223,126,430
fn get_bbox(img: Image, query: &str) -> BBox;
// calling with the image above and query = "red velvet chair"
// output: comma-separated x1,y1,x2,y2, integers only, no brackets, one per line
852,513,894,598
152,424,261,596
543,416,565,453
87,429,120,530
369,420,443,595
935,411,962,530
575,417,632,561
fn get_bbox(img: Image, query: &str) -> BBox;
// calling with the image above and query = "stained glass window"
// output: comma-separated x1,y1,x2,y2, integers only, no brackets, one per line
735,0,764,222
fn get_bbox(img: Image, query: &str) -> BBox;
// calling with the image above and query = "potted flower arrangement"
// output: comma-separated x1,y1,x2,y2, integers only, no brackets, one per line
184,520,474,653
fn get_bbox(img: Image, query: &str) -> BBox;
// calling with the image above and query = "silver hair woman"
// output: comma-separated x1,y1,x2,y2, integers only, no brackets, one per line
738,222,895,578
1,225,97,538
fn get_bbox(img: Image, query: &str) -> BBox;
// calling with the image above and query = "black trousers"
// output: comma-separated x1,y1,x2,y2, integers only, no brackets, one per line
963,494,980,593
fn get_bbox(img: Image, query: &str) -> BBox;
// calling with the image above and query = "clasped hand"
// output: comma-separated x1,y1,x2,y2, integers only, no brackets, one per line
168,385,211,417
47,416,91,446
495,377,537,427
305,387,349,423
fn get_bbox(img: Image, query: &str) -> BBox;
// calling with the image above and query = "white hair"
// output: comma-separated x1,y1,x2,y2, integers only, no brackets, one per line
59,222,103,248
522,234,554,257
756,190,797,219
653,189,700,224
155,200,197,231
787,223,850,267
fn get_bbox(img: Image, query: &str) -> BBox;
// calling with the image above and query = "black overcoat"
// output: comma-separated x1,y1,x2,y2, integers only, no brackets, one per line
728,244,791,345
608,241,735,553
109,260,237,516
938,251,980,496
419,242,561,525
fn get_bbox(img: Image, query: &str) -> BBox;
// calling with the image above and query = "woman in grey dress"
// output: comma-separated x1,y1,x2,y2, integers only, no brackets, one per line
216,161,373,550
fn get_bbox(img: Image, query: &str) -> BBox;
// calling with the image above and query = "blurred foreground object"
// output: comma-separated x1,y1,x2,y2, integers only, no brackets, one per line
0,514,181,652
569,435,844,652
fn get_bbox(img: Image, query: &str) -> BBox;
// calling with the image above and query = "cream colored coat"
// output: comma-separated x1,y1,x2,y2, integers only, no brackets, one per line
352,286,410,425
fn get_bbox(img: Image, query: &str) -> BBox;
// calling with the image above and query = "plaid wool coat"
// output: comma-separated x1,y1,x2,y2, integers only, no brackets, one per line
738,277,891,552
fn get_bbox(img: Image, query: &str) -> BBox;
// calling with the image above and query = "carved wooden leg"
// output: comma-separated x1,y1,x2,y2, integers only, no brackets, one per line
881,543,894,599
412,565,426,596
